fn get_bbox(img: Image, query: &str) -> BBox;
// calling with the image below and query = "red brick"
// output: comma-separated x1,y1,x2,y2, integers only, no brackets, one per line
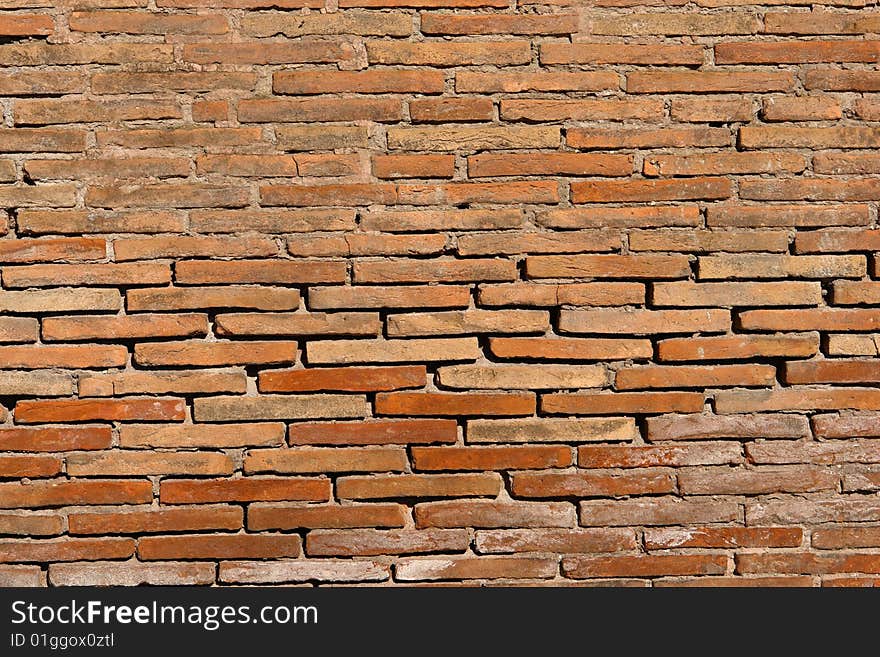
564,554,727,579
543,392,705,415
69,11,228,34
0,455,61,478
248,504,407,530
645,527,802,550
160,477,330,504
615,364,776,389
578,443,742,468
541,42,703,65
646,414,810,442
307,529,469,556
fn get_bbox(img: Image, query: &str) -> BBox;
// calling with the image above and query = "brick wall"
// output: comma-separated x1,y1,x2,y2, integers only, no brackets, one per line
0,1,877,588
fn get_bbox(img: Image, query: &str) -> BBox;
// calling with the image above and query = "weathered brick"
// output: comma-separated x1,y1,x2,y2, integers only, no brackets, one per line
307,529,469,556
737,552,880,576
1,0,877,586
715,388,880,414
747,497,880,525
415,500,576,528
474,528,636,554
560,309,730,335
396,556,558,581
511,471,675,498
376,392,535,417
119,423,284,448
134,340,298,367
578,442,742,468
67,451,234,476
654,282,821,307
337,473,502,499
645,527,802,550
386,309,549,336
220,560,389,584
747,439,880,465
127,287,299,312
629,71,793,93
563,554,727,578
646,413,810,442
245,447,407,474
160,477,331,504
467,417,636,443
657,334,819,361
193,394,367,422
478,282,645,307
708,204,869,227
543,392,705,415
412,445,571,471
679,465,838,495
541,42,703,65
573,178,731,203
259,365,424,392
629,229,789,253
366,41,531,66
0,480,152,509
307,338,480,364
813,413,880,439
289,419,458,446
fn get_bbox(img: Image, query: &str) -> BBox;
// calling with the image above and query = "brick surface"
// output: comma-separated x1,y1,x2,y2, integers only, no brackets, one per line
0,0,872,588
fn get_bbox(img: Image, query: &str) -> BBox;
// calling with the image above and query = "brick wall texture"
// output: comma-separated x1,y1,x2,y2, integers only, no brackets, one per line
0,0,878,588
